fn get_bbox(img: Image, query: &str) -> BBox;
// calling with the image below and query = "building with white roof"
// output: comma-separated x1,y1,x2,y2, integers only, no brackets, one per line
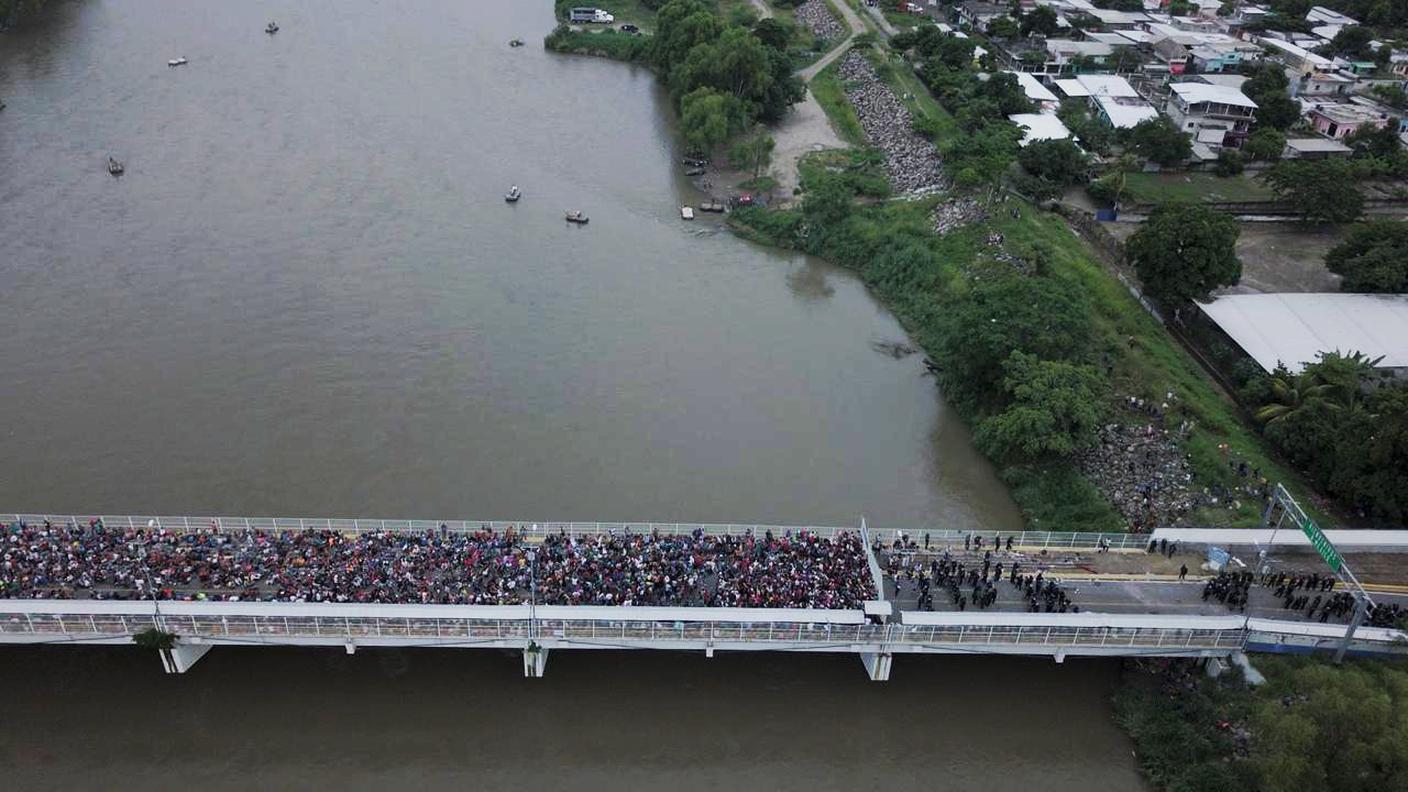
1095,95,1159,128
1008,112,1075,146
1281,137,1353,159
1198,294,1408,375
1165,82,1257,149
1260,37,1335,75
1054,73,1139,98
1305,6,1358,28
1007,70,1060,108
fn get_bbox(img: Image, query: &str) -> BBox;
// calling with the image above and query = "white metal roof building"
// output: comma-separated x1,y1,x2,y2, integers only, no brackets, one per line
1198,293,1408,374
1009,112,1075,146
1095,95,1159,128
1007,70,1059,104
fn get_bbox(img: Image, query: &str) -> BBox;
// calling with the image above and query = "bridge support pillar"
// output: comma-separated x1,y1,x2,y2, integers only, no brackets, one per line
1054,649,1066,665
523,645,549,678
159,642,211,674
860,651,892,681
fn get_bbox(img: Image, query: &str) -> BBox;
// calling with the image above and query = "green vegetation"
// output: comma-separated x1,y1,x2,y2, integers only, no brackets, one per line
808,61,866,145
1117,656,1408,792
545,26,651,60
1265,159,1368,224
1242,353,1408,523
1127,117,1193,167
1016,139,1090,200
796,148,889,197
132,627,179,651
1326,222,1408,293
1244,127,1287,162
1121,172,1276,205
1127,202,1242,305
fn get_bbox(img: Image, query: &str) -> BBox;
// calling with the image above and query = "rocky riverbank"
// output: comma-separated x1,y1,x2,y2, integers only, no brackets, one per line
835,51,945,194
795,0,843,40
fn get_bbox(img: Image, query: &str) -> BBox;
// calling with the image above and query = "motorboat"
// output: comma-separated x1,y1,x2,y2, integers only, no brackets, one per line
266,21,279,34
699,200,724,213
107,156,124,176
684,166,705,177
505,185,521,202
168,57,188,67
680,206,695,220
509,38,524,47
565,210,589,224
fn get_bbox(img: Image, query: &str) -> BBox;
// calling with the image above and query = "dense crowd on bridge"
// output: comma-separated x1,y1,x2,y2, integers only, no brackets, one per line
0,519,875,609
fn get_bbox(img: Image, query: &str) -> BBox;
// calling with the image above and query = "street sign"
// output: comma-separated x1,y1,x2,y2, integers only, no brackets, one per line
1301,520,1343,573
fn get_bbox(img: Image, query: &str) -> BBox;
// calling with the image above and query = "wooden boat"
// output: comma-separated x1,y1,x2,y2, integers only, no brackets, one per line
699,200,724,213
107,156,124,176
505,185,521,202
684,166,705,177
565,210,589,224
680,206,695,220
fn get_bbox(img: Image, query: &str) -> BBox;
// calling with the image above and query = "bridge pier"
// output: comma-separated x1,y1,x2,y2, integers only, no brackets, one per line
159,641,211,674
860,651,892,681
523,644,549,678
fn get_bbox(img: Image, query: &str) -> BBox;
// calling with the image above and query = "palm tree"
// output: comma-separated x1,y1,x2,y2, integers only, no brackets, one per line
1307,350,1384,411
1253,372,1337,425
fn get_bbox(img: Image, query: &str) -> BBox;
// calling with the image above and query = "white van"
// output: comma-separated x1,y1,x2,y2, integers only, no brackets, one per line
569,7,615,24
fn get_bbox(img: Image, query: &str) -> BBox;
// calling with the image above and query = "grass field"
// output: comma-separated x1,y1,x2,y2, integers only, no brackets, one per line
809,60,867,146
1122,171,1277,205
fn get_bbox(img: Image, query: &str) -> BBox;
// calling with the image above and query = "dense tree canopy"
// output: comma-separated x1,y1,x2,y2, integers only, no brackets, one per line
1127,202,1242,304
1325,221,1408,293
1246,352,1408,522
1244,127,1287,161
976,352,1106,462
1265,159,1367,224
1128,118,1192,166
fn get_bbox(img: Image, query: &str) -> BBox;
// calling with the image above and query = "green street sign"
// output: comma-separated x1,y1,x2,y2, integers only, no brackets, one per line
1301,520,1343,573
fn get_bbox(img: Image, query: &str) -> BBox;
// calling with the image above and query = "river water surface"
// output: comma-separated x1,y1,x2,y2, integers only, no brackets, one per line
0,1,1143,789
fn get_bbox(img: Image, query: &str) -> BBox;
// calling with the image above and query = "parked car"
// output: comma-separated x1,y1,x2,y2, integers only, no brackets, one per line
620,23,640,34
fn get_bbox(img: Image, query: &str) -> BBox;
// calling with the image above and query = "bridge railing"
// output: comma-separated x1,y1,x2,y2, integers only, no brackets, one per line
867,528,1152,551
536,619,887,644
4,514,859,540
889,623,1245,649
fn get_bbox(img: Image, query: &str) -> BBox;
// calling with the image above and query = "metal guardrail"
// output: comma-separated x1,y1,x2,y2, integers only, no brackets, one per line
0,608,1242,650
4,514,859,540
6,513,1153,551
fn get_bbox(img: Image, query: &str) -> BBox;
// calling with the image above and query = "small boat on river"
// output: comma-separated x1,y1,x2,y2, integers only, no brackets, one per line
168,56,188,67
699,200,725,213
509,38,524,47
107,156,124,176
505,185,521,202
680,206,695,220
565,210,589,224
266,21,279,34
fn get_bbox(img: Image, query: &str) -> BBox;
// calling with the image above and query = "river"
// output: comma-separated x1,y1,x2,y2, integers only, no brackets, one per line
0,1,1143,789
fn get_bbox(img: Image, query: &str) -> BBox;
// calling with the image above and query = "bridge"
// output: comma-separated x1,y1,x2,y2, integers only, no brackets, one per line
3,512,1407,679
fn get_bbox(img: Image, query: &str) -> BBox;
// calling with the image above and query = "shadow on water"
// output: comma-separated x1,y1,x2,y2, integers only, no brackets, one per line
0,646,1147,791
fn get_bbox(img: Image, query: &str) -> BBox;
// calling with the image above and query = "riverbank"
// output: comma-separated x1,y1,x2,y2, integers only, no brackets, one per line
1115,655,1408,790
728,37,1316,531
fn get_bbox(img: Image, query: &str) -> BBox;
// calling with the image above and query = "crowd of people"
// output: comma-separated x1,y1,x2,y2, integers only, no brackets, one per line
1201,569,1406,629
888,548,1079,614
0,519,875,609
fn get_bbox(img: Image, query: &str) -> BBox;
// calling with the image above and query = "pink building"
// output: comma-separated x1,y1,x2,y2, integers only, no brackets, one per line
1306,103,1390,139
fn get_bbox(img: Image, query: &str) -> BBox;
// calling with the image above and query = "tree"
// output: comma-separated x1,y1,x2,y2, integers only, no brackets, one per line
1128,117,1193,166
679,87,735,151
751,17,790,51
801,172,853,228
1325,221,1408,293
1326,25,1374,59
1017,139,1089,185
1126,201,1242,304
1255,90,1302,130
1265,159,1366,224
650,1,722,69
934,273,1094,408
1244,127,1287,161
1344,120,1403,159
1020,6,1059,37
1214,148,1245,177
975,352,1106,461
1242,63,1289,104
1253,368,1338,425
729,131,776,181
987,15,1019,39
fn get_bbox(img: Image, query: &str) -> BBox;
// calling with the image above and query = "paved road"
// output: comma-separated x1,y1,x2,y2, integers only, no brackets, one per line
886,574,1408,623
798,0,869,81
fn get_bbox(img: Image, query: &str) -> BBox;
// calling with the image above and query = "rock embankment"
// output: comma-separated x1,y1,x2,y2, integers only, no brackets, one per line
1079,403,1198,531
795,0,843,40
836,51,945,194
